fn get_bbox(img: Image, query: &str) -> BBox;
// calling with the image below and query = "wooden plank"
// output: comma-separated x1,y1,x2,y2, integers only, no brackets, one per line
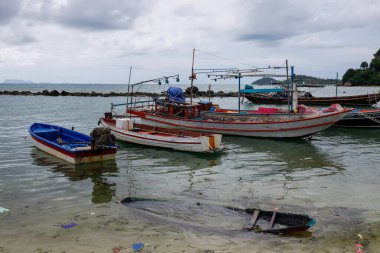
250,209,260,226
269,211,277,229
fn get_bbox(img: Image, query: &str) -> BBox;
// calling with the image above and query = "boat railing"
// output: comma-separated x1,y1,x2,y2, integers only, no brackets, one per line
111,98,156,113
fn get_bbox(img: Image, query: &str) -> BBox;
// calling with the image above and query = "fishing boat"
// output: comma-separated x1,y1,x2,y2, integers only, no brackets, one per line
127,100,352,138
227,207,316,234
115,55,351,138
29,123,117,164
100,117,222,153
243,89,380,106
334,108,380,127
119,67,351,138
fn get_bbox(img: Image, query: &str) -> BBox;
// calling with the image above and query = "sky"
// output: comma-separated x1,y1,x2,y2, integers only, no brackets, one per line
0,0,379,84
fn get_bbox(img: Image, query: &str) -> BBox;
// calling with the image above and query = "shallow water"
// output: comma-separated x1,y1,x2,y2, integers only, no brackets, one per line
0,93,380,252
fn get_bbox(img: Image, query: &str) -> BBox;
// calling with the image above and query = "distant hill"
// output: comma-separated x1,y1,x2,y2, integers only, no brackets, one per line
252,77,280,85
3,79,34,84
253,75,338,86
284,75,338,85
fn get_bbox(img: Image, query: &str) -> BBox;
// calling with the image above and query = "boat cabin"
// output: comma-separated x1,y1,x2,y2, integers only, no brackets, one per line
154,98,213,119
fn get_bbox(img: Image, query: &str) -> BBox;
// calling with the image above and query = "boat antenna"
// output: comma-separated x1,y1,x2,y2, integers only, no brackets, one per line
190,48,195,104
126,66,133,118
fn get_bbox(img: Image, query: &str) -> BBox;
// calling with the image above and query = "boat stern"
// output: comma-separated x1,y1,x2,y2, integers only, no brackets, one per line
202,133,223,152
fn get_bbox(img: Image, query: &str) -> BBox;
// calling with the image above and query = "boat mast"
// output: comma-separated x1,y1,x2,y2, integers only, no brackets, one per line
126,66,132,118
238,72,242,113
290,66,297,112
335,72,338,97
286,59,291,113
190,48,195,104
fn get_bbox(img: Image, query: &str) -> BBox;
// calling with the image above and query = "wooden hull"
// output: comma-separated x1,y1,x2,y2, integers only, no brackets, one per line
245,92,380,106
129,109,352,138
29,123,117,164
228,207,316,234
334,108,380,128
100,118,222,153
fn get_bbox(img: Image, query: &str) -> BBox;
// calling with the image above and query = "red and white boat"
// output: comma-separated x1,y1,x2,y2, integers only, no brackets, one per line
100,117,222,153
127,101,353,138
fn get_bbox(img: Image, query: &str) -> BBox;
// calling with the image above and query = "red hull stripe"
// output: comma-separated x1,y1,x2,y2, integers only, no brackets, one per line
31,135,116,157
131,109,351,125
141,116,337,132
108,127,202,145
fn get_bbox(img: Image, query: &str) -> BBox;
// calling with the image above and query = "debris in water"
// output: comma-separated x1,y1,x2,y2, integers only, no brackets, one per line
0,207,9,213
60,222,77,229
132,242,145,251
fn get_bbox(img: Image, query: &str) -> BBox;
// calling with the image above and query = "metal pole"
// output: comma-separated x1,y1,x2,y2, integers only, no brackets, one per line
336,72,338,97
190,48,195,104
286,59,290,113
208,84,211,103
126,66,132,117
238,73,241,113
290,66,297,112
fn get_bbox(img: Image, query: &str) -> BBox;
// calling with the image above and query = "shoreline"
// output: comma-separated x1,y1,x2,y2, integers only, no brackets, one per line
0,89,239,98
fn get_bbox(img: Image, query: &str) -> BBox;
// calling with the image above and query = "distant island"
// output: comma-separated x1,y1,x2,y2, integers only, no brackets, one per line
3,79,34,84
252,76,338,87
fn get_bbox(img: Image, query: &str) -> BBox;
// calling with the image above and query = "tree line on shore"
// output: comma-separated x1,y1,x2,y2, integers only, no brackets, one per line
342,48,380,86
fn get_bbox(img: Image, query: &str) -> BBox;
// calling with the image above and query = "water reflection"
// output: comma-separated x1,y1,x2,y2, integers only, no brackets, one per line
224,136,344,174
322,127,380,142
116,141,225,192
30,148,119,204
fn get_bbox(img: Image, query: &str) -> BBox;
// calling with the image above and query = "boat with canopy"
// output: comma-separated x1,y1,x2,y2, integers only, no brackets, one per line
120,51,352,138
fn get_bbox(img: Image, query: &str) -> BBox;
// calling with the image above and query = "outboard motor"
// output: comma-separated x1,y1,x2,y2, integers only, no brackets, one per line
304,92,313,98
90,127,115,150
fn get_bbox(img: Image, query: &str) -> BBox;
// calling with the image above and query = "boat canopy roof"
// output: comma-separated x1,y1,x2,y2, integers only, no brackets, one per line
240,88,284,94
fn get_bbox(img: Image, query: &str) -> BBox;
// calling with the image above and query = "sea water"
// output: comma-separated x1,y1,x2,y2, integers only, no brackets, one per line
0,85,380,252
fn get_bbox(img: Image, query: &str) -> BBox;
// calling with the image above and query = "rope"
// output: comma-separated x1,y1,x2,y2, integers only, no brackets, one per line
195,49,259,69
355,110,380,125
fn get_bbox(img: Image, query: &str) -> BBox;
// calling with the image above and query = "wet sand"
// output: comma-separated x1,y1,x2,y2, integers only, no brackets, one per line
1,199,379,253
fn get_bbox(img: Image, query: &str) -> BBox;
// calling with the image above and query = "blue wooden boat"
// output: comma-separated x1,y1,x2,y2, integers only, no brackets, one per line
29,123,117,164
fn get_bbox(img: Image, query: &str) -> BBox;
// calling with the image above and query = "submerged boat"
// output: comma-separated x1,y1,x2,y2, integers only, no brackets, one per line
334,108,380,127
120,197,315,234
243,89,380,106
29,123,117,164
100,117,222,153
227,207,316,234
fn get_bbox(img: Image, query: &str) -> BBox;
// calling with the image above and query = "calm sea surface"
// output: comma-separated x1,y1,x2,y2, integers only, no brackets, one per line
1,84,380,252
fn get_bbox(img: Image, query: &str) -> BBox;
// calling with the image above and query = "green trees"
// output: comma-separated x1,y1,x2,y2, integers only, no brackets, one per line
360,61,368,69
342,48,380,85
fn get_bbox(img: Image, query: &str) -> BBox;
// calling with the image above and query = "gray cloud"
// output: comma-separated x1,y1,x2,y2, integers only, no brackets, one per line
25,0,148,31
0,0,22,24
3,32,37,45
235,0,380,46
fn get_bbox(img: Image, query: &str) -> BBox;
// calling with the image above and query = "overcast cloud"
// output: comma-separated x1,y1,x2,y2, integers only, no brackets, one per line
0,0,379,83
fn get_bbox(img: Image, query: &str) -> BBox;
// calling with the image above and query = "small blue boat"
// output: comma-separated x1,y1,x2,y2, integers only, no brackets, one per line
29,123,117,164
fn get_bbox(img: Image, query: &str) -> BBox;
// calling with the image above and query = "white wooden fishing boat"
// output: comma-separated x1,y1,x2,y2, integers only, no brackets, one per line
100,117,222,153
29,123,117,164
